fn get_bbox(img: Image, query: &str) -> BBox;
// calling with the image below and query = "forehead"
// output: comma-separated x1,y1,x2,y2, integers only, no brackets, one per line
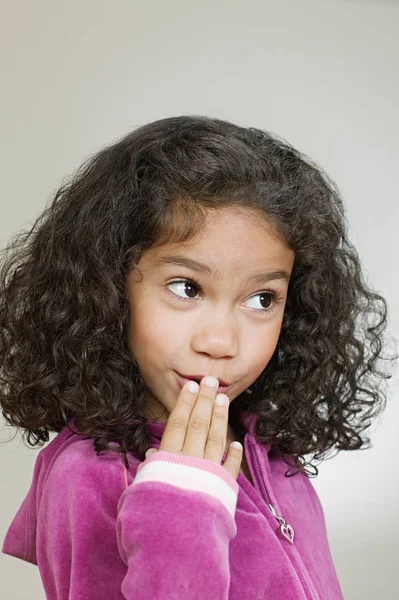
140,207,295,276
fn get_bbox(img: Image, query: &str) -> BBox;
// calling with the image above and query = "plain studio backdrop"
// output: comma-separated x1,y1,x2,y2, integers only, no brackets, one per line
1,1,398,598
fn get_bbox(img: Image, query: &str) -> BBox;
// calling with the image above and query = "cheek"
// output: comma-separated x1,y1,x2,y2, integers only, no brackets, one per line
128,301,177,359
247,322,283,374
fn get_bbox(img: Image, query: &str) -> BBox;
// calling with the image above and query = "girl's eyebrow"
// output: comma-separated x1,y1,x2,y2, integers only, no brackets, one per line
153,255,290,285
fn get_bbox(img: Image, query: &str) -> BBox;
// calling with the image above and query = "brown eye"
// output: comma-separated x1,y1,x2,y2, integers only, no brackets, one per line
167,279,200,300
183,281,198,299
258,292,273,309
166,277,283,315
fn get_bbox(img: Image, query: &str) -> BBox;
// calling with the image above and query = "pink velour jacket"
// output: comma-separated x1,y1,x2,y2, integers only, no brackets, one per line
2,410,344,599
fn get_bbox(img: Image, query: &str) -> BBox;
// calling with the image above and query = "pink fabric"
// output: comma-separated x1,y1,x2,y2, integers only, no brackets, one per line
2,411,344,599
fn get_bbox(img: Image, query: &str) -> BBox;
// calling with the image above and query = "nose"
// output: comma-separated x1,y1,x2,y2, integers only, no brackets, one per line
191,311,238,359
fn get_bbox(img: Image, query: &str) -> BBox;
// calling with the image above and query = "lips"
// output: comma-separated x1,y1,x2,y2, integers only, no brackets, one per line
178,373,231,386
176,372,233,394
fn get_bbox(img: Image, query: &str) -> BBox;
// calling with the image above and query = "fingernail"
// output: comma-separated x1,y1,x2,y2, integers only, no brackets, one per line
231,441,242,450
215,394,228,406
187,380,199,393
203,376,219,388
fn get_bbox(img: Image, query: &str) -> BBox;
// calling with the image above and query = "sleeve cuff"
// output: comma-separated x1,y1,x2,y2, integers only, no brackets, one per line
133,451,239,519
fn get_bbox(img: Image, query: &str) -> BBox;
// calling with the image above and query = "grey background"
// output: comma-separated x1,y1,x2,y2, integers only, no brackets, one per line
1,1,398,598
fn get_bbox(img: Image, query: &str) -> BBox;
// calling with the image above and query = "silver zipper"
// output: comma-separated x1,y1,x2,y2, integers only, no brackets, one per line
248,438,320,599
248,439,294,544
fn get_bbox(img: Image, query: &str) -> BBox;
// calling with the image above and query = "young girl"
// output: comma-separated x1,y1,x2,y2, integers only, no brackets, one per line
1,115,396,600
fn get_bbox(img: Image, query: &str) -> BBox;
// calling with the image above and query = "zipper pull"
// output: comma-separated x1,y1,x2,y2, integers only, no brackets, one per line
268,503,295,545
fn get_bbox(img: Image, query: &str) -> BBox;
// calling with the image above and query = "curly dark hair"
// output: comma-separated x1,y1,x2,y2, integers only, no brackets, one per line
1,115,397,478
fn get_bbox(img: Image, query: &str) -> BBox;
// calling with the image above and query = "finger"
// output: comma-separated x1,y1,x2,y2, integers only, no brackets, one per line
158,379,200,454
145,448,158,459
183,376,219,457
222,441,243,481
203,393,229,464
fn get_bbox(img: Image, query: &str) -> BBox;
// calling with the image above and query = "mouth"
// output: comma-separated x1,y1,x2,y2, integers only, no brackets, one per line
176,372,233,394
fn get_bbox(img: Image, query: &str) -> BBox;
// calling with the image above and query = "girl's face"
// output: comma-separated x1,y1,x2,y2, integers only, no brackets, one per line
126,207,295,421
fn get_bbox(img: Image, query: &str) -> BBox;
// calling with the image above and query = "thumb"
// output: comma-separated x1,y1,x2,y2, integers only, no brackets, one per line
145,448,158,459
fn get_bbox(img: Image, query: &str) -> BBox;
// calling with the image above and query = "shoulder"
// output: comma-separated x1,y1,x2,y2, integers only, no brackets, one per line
42,429,141,504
